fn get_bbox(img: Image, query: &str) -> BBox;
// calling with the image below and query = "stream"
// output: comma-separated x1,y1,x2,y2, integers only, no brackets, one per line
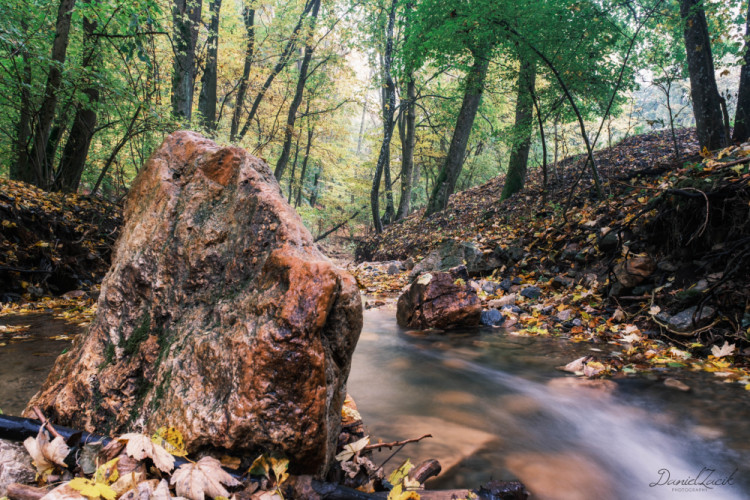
2,309,750,499
347,309,750,499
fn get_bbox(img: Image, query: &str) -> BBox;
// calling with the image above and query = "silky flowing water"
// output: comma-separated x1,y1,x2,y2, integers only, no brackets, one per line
3,309,750,499
348,309,750,499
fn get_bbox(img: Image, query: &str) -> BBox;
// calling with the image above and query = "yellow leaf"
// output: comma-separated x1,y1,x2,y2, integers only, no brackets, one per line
68,478,116,500
152,426,187,457
387,459,414,486
94,458,119,484
270,456,289,486
248,455,270,477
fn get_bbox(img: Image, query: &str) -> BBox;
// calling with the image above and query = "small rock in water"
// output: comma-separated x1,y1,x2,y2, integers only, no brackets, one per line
520,286,541,299
480,309,505,327
664,378,690,392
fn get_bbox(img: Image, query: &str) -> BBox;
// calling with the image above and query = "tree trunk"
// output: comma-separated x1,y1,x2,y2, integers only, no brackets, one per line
425,52,489,216
171,0,203,122
735,2,750,143
370,0,397,233
54,0,100,193
27,0,76,189
197,0,223,132
396,0,416,221
296,123,314,208
396,77,416,219
274,0,320,181
11,20,33,183
237,0,314,142
309,168,321,207
679,0,727,150
287,131,301,203
531,89,547,200
229,6,255,142
501,58,536,200
356,89,368,155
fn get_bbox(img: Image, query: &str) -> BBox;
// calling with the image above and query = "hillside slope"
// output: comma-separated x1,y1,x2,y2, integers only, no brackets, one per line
356,128,750,377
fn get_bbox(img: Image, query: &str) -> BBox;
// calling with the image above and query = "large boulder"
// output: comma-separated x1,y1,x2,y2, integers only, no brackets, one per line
397,271,481,329
25,131,362,477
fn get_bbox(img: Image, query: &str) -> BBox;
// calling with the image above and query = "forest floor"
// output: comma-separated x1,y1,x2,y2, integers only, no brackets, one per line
354,128,750,388
0,178,119,329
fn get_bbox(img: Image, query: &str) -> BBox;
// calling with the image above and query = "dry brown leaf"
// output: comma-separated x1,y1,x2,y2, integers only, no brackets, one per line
24,429,70,474
170,456,241,500
118,433,175,473
40,483,87,500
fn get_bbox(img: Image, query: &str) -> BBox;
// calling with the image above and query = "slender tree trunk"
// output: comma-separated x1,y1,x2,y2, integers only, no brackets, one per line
11,20,33,183
171,0,203,122
679,0,727,150
237,0,314,142
55,0,100,192
735,2,750,143
356,91,368,155
370,0,397,233
309,168,320,207
229,5,255,142
198,0,222,132
501,58,536,200
396,76,416,219
287,130,301,203
531,89,547,200
27,0,76,189
295,124,314,207
425,51,489,216
274,0,320,181
91,105,142,197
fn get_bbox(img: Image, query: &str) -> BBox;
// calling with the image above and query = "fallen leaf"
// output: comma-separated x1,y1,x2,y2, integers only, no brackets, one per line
171,457,240,500
711,341,735,358
335,436,369,462
23,429,70,476
39,483,86,500
117,433,174,473
152,426,187,457
68,477,117,500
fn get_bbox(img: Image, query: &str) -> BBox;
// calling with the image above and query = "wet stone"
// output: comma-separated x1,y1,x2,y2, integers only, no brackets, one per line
480,309,505,327
520,286,541,299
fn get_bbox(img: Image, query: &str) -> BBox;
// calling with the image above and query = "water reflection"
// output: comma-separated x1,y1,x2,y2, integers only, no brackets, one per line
0,314,76,415
348,309,750,499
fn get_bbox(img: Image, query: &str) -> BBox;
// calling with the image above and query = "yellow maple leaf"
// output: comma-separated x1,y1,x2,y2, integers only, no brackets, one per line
68,477,116,500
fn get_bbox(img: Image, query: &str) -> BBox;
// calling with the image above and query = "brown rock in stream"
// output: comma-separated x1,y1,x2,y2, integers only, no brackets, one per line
397,271,481,329
25,131,362,477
